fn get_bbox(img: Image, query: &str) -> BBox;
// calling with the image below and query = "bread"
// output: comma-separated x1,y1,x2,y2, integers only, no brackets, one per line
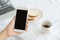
28,9,42,21
28,9,39,17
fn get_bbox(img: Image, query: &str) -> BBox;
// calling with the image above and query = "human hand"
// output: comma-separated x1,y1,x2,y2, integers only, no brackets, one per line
0,9,42,40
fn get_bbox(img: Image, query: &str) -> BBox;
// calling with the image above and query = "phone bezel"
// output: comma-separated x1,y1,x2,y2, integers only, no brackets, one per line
14,8,28,32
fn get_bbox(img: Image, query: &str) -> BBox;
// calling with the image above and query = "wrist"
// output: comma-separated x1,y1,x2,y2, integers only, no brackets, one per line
0,29,8,40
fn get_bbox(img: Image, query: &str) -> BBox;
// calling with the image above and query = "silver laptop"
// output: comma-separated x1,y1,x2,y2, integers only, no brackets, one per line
0,0,15,15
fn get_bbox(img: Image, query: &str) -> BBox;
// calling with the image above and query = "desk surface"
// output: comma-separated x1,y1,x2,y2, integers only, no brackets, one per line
0,0,60,40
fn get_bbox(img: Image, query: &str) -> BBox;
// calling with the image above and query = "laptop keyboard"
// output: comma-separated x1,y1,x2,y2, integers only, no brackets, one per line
0,0,15,15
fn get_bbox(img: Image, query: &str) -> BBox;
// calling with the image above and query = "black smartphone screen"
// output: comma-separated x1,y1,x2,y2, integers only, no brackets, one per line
14,9,27,30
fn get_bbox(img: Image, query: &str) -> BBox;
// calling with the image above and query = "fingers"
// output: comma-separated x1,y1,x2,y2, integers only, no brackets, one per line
7,16,22,37
8,31,22,37
25,20,28,31
12,20,28,35
7,17,28,37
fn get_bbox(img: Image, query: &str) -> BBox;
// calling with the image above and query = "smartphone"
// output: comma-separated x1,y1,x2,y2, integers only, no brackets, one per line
14,9,28,32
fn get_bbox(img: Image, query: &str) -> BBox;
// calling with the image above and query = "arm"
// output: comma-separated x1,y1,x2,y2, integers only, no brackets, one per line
0,29,8,40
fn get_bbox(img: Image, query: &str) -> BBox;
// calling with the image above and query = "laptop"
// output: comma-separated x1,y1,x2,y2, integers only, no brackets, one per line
0,0,15,15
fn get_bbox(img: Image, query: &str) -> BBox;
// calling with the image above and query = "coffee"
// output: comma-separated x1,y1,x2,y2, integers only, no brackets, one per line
42,21,51,28
43,25,50,28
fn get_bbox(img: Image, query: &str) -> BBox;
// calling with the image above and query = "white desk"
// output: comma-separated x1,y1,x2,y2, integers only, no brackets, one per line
0,0,60,40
